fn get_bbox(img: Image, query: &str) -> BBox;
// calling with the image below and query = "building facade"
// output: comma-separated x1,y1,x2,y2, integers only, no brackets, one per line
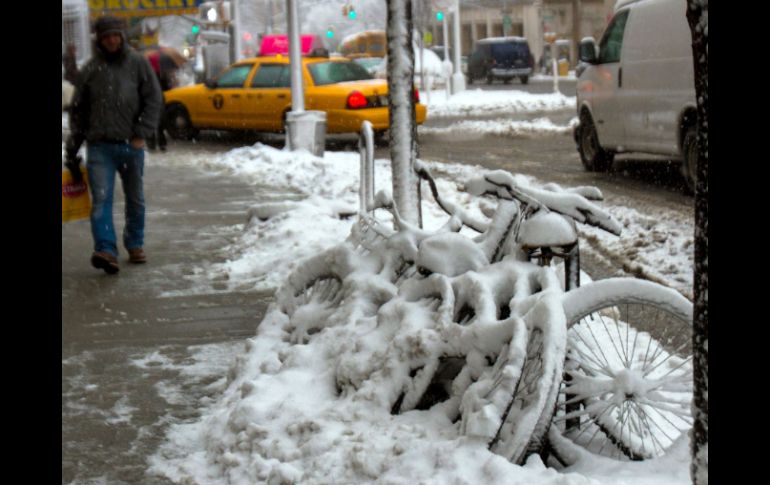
62,0,92,66
428,0,617,67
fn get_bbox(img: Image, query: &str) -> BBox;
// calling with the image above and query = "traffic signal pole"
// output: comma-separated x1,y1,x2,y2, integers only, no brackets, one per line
284,0,326,156
450,0,465,94
286,0,303,112
232,0,242,61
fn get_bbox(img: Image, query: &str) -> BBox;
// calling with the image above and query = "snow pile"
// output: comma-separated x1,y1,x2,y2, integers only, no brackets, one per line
420,117,579,138
148,197,580,483
425,89,575,119
148,144,693,484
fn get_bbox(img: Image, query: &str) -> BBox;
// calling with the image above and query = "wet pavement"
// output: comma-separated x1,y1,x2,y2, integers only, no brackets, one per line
61,144,276,484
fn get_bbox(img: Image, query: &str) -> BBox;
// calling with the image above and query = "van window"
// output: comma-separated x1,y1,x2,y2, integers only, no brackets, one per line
597,9,629,64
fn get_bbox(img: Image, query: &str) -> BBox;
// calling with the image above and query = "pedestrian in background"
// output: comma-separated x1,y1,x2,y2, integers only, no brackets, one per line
65,15,163,275
63,43,78,85
146,49,179,151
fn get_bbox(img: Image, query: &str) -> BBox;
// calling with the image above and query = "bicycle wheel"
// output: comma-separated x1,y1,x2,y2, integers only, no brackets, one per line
554,278,693,461
489,296,566,465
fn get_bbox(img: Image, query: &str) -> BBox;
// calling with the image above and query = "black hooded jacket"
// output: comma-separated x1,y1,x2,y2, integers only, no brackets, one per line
66,30,162,156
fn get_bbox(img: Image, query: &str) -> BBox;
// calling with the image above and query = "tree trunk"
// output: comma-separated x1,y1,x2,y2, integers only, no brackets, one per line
686,1,708,484
386,0,421,225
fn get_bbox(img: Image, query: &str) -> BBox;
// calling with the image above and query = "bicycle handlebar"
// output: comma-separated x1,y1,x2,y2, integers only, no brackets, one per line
466,171,623,236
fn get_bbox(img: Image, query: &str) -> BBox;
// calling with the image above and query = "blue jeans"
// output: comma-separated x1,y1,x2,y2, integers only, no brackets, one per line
86,142,145,257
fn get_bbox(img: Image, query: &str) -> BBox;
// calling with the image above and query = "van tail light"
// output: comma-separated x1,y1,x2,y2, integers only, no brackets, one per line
413,87,420,103
346,91,369,109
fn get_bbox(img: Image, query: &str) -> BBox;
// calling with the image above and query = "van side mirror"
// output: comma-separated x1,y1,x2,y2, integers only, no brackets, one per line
579,37,599,64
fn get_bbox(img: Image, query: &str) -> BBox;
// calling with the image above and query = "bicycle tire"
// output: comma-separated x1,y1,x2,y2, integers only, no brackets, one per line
554,278,693,461
489,296,566,465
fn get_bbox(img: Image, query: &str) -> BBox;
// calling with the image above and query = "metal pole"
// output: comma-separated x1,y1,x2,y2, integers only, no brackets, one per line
286,0,304,112
232,0,242,61
442,17,450,98
442,19,449,61
552,41,559,93
451,0,466,94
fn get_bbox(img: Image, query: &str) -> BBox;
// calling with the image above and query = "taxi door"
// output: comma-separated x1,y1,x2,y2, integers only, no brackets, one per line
197,63,254,129
241,63,292,131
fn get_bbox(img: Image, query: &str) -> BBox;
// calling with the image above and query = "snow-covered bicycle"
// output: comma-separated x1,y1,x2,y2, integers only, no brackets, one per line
275,150,693,467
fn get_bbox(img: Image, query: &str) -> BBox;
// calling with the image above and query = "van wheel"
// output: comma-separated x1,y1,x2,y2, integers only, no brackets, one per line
578,113,613,172
165,104,198,140
520,75,529,85
681,126,697,194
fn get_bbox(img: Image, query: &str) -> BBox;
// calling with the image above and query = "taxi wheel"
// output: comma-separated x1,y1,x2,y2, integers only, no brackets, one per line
165,104,198,140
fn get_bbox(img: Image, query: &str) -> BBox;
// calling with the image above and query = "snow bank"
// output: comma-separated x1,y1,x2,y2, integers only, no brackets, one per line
147,143,693,485
425,89,575,119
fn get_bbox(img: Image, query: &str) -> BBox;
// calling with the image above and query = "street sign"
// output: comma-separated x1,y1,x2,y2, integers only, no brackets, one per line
87,0,204,19
424,31,433,44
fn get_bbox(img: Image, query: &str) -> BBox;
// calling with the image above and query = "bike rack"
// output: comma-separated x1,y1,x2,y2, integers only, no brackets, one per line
358,121,375,214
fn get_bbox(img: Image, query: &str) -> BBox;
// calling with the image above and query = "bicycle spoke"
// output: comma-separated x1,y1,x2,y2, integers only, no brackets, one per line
636,401,677,445
569,400,616,443
637,397,693,425
644,343,692,377
632,401,670,455
567,344,613,378
627,402,657,457
625,303,631,368
643,391,692,409
609,310,629,368
596,312,627,368
574,323,614,375
629,308,641,369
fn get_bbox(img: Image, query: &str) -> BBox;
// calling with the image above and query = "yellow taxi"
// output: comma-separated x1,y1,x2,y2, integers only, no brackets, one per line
163,55,427,139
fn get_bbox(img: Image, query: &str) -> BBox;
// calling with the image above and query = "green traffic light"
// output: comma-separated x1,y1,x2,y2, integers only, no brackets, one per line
348,10,357,20
327,30,334,39
191,24,201,34
436,11,444,22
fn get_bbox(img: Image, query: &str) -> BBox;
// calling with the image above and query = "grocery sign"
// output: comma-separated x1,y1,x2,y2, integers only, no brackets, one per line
87,0,204,19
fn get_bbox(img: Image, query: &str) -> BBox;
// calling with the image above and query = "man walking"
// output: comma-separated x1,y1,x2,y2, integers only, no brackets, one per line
65,15,162,274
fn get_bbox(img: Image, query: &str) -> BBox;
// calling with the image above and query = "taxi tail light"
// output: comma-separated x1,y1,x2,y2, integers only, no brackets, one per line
346,91,369,109
413,87,420,103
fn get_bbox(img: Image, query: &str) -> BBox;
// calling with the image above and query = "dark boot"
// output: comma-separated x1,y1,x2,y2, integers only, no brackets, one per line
128,248,146,264
91,251,119,274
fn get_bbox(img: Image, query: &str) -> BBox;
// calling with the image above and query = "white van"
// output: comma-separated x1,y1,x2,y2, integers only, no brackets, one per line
574,0,697,191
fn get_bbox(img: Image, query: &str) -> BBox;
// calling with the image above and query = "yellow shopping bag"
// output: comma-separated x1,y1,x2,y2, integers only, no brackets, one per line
62,166,91,223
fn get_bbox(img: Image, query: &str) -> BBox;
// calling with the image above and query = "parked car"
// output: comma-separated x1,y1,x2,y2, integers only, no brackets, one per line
163,54,427,139
466,37,534,85
574,0,697,191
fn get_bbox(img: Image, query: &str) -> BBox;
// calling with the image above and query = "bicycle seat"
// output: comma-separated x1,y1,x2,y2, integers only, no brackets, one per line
417,232,489,277
518,212,577,249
